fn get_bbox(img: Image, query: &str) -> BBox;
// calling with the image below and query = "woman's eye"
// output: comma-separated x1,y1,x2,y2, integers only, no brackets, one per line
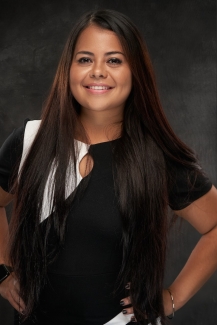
77,57,92,64
108,58,122,65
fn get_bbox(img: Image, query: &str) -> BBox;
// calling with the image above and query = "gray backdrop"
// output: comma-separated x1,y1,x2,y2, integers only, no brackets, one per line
0,0,216,324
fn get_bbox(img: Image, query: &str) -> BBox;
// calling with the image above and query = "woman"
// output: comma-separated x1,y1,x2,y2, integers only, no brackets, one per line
0,9,216,325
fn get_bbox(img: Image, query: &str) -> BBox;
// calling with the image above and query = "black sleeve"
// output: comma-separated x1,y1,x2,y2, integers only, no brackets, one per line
168,161,212,211
0,120,28,193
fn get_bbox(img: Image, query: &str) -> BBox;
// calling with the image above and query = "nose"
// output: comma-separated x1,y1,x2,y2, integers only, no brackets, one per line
89,62,107,79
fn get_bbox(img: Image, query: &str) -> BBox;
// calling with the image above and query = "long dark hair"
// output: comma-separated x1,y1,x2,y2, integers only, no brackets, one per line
9,9,200,324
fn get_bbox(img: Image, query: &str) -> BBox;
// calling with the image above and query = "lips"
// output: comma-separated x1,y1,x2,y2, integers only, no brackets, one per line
84,83,114,94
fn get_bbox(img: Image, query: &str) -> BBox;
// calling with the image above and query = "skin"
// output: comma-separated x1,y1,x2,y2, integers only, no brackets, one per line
0,25,217,322
120,186,217,320
0,24,133,315
0,188,25,313
69,24,132,144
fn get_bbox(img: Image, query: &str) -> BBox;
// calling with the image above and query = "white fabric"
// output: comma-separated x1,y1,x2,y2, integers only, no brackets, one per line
104,312,161,325
19,121,161,325
18,120,89,222
104,312,134,324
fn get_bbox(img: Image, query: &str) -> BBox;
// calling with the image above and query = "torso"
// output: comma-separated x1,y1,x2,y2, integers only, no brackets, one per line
37,140,126,325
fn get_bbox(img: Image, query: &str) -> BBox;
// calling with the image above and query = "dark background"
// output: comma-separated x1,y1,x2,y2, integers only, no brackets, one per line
0,0,216,324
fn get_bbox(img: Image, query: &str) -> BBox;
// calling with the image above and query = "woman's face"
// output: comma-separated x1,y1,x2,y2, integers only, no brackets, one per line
69,25,132,117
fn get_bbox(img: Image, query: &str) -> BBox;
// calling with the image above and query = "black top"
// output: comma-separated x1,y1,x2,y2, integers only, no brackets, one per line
0,123,213,324
0,122,212,210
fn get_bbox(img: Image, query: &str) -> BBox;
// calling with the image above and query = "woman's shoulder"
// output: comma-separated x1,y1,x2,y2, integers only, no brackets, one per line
0,119,30,157
0,118,32,192
167,159,212,211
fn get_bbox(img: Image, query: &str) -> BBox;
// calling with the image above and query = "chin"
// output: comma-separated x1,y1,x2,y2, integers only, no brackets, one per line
85,104,114,112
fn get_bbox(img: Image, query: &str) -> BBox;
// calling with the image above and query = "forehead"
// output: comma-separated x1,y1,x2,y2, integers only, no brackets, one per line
74,25,124,53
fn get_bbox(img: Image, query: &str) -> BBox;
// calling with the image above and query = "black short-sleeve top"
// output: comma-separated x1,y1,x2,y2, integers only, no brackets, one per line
0,120,212,210
0,120,213,324
0,123,25,193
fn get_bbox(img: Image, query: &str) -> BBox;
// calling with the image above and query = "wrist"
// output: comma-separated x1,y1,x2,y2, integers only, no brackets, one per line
163,289,175,317
167,289,175,319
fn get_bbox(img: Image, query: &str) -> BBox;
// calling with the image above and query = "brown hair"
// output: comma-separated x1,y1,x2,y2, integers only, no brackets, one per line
9,9,199,324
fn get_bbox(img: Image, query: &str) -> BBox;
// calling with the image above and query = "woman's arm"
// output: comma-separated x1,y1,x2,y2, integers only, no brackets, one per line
0,186,26,313
0,187,13,264
165,185,217,313
120,185,217,319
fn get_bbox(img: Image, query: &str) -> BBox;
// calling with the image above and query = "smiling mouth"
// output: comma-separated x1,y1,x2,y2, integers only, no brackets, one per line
85,86,112,90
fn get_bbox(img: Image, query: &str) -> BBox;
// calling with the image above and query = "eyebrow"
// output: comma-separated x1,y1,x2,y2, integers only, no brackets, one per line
75,51,125,57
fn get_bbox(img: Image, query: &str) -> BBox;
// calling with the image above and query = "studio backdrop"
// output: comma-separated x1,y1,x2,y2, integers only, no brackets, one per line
0,0,216,324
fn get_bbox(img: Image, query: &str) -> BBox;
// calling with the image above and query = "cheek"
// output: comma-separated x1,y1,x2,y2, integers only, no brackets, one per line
121,71,132,94
69,65,86,88
69,72,82,99
69,69,78,87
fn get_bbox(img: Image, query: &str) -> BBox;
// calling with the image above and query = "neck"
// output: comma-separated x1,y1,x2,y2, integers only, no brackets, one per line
78,108,123,144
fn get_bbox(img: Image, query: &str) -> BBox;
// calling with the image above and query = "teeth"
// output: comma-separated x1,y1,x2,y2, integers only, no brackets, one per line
88,86,110,90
